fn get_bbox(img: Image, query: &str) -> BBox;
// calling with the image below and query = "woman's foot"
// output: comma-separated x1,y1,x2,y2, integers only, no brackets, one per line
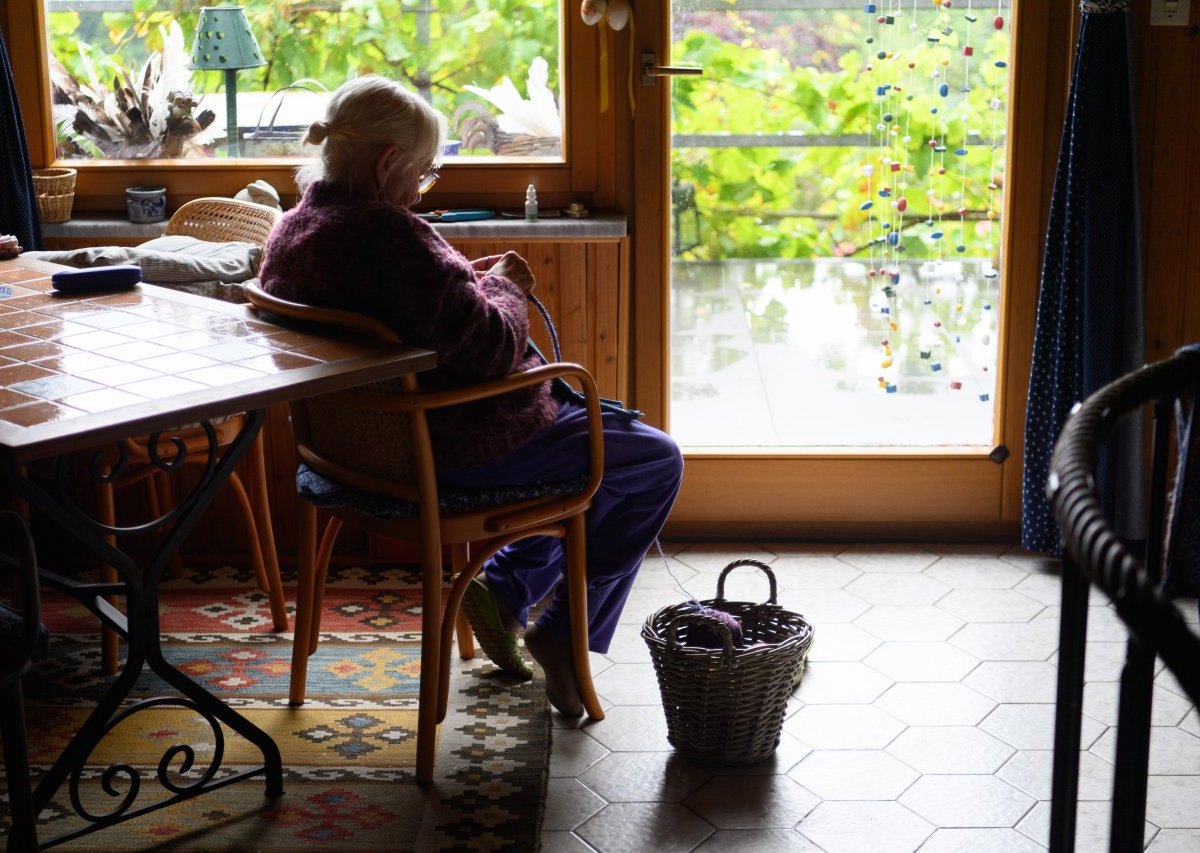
461,577,532,680
524,623,583,717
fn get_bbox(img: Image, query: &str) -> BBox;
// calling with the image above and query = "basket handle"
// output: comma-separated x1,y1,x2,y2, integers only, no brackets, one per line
715,558,778,604
666,611,737,668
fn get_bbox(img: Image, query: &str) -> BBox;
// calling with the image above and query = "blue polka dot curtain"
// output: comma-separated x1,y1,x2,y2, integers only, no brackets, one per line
1020,0,1144,556
0,27,42,252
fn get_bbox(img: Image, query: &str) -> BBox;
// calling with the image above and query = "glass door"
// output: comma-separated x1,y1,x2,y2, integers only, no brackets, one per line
669,0,1010,449
631,1,1070,533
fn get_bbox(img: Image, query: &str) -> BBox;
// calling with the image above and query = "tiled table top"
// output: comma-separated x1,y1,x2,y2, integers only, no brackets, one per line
0,257,436,464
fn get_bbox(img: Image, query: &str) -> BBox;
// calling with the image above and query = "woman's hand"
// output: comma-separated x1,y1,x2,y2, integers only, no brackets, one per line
485,251,536,294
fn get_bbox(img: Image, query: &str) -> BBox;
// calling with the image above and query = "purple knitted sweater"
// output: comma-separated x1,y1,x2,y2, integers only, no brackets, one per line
258,180,559,470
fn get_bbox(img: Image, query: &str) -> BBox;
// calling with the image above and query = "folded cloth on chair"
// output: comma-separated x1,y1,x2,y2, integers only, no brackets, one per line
1164,343,1200,597
22,236,262,302
297,463,590,520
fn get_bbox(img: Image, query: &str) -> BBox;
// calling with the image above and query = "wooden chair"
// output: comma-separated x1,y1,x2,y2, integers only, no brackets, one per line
0,510,46,852
97,197,288,674
243,281,606,783
1047,344,1200,853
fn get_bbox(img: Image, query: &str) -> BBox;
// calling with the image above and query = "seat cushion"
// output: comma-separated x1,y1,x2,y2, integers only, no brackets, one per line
296,463,590,521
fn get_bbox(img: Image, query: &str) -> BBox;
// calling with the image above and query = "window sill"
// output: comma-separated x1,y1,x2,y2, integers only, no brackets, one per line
39,212,627,246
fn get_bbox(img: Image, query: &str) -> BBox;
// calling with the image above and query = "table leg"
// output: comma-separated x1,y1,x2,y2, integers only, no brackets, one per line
5,410,285,846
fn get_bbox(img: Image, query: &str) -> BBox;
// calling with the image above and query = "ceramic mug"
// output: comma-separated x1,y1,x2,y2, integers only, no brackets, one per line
126,186,167,223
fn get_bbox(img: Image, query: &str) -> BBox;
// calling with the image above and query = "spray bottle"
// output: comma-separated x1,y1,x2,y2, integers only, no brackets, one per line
525,184,539,222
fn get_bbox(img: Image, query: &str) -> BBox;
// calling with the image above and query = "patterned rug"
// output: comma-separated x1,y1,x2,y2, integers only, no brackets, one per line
13,564,549,852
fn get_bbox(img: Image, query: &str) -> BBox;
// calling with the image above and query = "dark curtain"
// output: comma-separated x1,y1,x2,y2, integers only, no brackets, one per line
1021,0,1144,555
1,27,43,252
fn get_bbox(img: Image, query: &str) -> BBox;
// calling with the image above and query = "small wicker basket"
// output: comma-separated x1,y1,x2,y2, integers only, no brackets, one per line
32,167,77,223
642,559,815,765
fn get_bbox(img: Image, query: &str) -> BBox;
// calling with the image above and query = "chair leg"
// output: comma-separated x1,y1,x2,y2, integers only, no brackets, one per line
1,680,39,852
307,517,343,656
565,514,604,721
452,544,475,660
225,469,288,632
246,432,286,631
150,470,184,580
416,537,445,783
288,502,319,706
96,481,121,676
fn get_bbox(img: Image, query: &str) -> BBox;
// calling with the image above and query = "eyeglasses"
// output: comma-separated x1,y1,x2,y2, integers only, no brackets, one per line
417,170,440,194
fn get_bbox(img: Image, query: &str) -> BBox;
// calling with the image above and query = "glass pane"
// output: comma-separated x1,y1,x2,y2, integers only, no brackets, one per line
45,0,562,161
670,0,1011,449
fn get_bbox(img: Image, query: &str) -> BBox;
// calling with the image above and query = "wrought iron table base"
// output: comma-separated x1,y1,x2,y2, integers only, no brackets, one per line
4,410,284,851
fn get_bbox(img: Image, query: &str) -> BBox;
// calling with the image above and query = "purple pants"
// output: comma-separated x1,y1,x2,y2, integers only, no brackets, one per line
438,399,683,653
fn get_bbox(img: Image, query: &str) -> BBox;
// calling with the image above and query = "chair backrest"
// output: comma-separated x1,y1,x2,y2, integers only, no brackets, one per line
1049,344,1200,702
242,281,428,501
164,197,283,247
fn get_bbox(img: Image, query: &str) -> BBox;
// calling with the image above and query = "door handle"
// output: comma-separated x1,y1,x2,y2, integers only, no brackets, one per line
641,51,703,86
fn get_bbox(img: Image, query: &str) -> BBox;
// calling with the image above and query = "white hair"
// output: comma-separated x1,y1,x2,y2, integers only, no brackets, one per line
296,76,447,198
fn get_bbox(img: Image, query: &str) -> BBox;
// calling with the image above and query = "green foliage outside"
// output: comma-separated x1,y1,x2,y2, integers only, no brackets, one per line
47,0,559,153
670,9,1010,263
45,1,1009,264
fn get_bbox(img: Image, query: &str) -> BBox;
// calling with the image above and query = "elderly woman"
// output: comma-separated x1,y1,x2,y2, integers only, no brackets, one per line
259,76,683,716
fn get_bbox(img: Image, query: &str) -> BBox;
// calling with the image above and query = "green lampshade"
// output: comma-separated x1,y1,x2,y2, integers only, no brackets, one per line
188,6,265,71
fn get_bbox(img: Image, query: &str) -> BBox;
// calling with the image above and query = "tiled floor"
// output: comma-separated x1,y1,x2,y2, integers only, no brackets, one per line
539,542,1200,852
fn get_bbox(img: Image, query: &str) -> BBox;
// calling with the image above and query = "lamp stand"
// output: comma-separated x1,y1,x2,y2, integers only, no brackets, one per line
225,69,239,157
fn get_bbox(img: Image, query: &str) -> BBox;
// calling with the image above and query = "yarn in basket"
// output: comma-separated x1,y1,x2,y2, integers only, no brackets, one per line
682,603,744,649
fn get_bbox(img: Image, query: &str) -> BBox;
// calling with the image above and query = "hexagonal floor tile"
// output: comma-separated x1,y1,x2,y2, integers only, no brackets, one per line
854,605,965,641
835,543,939,573
844,572,951,606
1148,829,1200,851
1146,775,1200,829
949,621,1060,661
794,661,894,704
863,641,980,682
693,828,826,851
707,729,813,777
593,662,663,706
1083,681,1194,727
874,682,997,726
788,749,919,800
886,726,1014,774
1088,726,1200,777
898,774,1034,827
684,774,820,830
919,827,1046,852
963,661,1058,704
767,555,863,589
924,556,1029,589
579,751,711,803
797,800,934,852
997,748,1115,801
778,588,871,623
804,622,882,662
1018,800,1156,850
672,544,777,574
576,802,715,853
784,703,905,750
543,776,609,831
937,588,1045,623
550,728,611,778
585,704,672,752
984,702,1106,751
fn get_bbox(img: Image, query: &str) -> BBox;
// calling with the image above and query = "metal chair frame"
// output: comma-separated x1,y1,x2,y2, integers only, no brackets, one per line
1047,345,1200,853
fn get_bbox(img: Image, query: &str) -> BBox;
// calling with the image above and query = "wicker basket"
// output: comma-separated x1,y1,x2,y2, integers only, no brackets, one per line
642,559,815,765
32,168,77,223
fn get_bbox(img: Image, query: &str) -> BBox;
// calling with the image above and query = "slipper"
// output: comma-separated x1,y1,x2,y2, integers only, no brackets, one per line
461,577,533,680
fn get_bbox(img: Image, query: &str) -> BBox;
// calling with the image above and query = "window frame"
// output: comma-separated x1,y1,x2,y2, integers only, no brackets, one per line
5,0,601,212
